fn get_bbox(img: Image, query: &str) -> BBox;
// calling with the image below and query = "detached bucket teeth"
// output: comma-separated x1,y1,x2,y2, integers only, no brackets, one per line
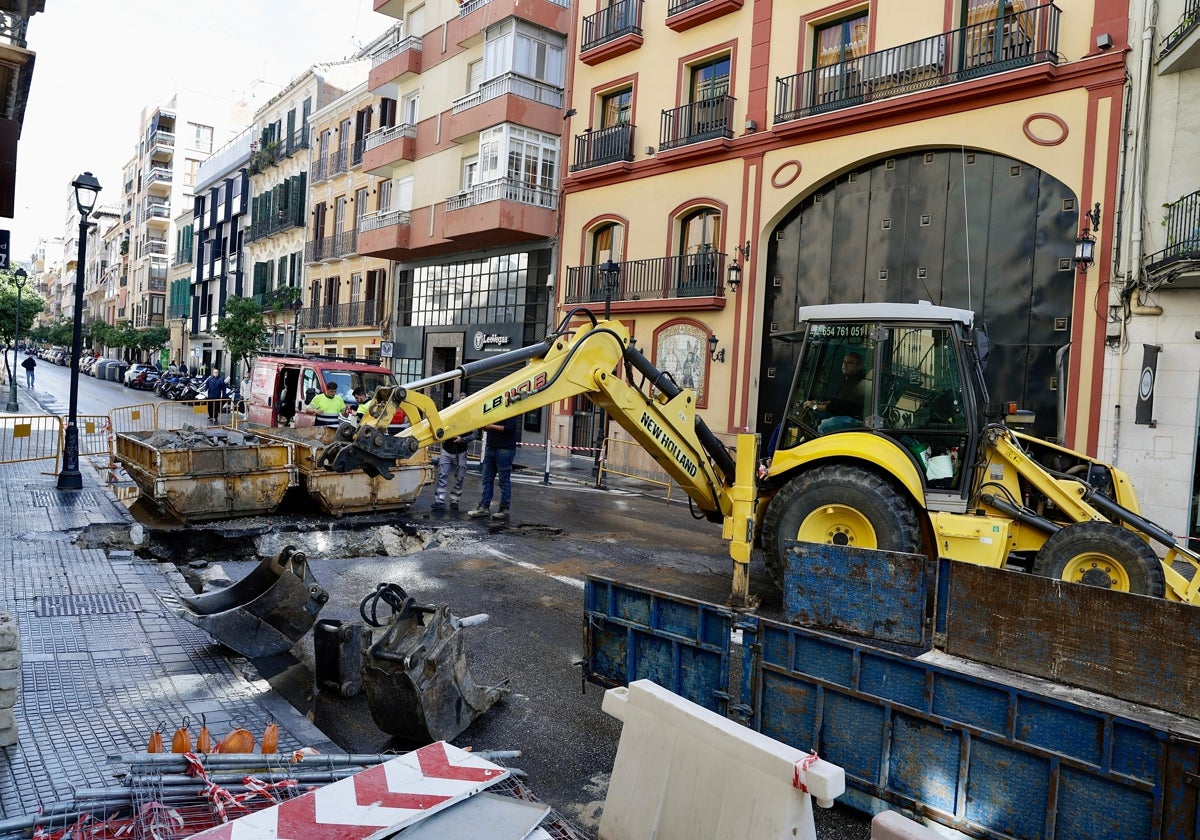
159,546,329,658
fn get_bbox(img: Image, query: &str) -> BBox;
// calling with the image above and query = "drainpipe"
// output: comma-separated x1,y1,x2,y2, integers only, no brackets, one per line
1112,0,1159,465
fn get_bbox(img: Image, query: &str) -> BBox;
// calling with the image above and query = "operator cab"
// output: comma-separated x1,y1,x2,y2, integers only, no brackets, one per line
775,302,986,506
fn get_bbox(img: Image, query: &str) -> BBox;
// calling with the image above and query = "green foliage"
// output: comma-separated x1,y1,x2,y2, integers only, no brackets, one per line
0,269,45,346
214,295,268,376
45,319,74,348
136,325,169,353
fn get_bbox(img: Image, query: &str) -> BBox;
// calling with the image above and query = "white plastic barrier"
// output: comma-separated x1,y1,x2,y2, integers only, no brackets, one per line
600,679,845,840
871,810,948,839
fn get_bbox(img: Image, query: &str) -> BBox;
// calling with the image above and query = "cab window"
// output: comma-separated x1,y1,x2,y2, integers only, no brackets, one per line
780,322,875,448
302,368,321,403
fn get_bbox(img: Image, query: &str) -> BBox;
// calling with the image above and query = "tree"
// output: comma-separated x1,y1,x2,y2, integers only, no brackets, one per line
214,295,268,380
136,325,169,360
0,269,44,380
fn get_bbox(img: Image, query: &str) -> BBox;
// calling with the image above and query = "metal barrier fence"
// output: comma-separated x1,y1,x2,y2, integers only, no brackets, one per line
77,414,112,458
110,404,159,436
597,436,680,501
0,414,62,470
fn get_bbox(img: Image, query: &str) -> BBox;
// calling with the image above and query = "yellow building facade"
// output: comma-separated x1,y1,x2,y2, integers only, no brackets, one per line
559,0,1126,455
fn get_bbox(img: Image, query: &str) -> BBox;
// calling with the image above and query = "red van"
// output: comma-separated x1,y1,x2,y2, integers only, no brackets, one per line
246,354,407,429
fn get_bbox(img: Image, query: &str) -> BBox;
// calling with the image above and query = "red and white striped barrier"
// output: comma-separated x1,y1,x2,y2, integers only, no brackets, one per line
186,742,508,840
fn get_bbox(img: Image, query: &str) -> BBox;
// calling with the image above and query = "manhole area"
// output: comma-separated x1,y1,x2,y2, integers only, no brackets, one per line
34,592,142,617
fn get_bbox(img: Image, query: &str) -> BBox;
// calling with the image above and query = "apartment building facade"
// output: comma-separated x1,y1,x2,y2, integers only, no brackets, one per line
243,61,367,361
362,3,565,413
301,80,395,363
168,206,194,367
1098,0,1200,544
120,92,248,331
188,131,253,375
559,0,1126,455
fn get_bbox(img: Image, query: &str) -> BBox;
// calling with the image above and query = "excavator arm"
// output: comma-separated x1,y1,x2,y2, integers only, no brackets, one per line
319,313,759,603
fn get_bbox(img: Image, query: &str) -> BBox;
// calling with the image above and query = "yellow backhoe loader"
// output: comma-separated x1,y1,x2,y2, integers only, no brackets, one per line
319,302,1200,608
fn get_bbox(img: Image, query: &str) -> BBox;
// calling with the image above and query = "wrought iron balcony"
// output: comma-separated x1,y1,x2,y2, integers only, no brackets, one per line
1160,0,1200,60
247,209,303,243
563,252,730,305
775,2,1059,124
359,209,412,232
285,128,310,158
571,123,636,171
1145,188,1200,274
299,299,383,330
659,95,734,151
312,156,328,183
305,231,359,262
581,0,642,51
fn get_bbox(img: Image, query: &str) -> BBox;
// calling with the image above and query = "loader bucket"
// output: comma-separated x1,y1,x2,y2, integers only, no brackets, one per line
363,602,508,743
159,546,329,658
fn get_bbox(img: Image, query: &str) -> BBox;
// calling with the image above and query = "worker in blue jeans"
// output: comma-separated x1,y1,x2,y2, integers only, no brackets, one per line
467,415,519,521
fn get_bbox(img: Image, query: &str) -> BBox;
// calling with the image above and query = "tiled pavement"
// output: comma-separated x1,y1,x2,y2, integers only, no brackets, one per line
0,385,336,821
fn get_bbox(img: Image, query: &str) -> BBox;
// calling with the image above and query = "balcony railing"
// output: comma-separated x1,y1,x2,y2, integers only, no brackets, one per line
146,239,168,256
1145,189,1200,271
305,231,359,262
775,3,1059,123
299,299,383,330
331,148,349,176
460,0,568,15
167,303,190,320
659,95,734,151
146,167,173,186
312,156,328,182
364,123,417,152
148,278,167,292
446,177,557,211
571,123,636,171
452,72,564,113
247,210,302,242
1160,0,1200,59
563,252,730,304
285,128,309,158
372,34,422,67
148,130,175,151
359,209,412,232
581,0,642,51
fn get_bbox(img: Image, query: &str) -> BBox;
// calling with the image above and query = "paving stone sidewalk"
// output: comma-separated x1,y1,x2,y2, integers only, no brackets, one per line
0,386,336,821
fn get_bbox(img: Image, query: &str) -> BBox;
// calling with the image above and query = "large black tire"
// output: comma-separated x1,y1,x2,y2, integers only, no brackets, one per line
761,465,922,590
1031,521,1165,597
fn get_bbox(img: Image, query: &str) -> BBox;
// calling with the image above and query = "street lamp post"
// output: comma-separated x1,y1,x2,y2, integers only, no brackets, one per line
290,298,302,352
57,171,102,491
5,267,29,412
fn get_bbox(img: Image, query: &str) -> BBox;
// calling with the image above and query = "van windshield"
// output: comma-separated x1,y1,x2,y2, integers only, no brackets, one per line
323,370,397,398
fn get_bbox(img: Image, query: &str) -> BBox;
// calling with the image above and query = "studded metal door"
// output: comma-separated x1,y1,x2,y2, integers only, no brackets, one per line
760,148,1078,441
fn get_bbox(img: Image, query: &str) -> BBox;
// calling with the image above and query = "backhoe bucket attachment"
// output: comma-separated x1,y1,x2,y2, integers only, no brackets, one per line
159,546,329,658
363,603,508,743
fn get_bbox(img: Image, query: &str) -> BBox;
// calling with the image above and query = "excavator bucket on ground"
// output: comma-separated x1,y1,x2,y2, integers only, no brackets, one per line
160,546,329,658
359,585,507,742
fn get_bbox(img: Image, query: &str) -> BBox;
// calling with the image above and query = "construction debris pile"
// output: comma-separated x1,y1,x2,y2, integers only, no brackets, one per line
138,427,268,449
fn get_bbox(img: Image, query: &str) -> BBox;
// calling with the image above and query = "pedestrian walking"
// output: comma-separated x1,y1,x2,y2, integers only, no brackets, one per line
204,369,228,424
432,425,478,512
467,415,519,521
21,354,35,388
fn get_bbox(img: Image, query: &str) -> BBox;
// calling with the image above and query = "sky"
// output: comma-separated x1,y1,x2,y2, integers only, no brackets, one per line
11,0,393,263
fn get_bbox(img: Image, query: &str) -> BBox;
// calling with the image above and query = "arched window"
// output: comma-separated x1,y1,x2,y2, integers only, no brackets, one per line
592,222,624,264
677,208,721,295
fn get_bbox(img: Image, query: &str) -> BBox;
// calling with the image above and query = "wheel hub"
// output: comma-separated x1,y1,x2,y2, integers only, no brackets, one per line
1064,552,1125,589
798,504,877,549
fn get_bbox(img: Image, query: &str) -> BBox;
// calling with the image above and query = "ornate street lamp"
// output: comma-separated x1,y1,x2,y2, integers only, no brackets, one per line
57,171,102,491
598,259,620,320
5,267,29,412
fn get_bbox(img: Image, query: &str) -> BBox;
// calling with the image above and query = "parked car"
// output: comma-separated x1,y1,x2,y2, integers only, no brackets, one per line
123,364,155,387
